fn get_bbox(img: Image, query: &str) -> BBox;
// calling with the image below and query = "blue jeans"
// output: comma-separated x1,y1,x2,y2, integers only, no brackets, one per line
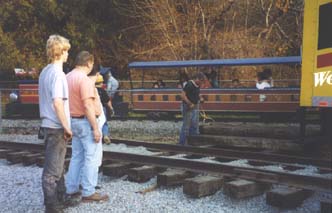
65,118,102,197
190,103,200,135
102,107,109,137
179,103,199,145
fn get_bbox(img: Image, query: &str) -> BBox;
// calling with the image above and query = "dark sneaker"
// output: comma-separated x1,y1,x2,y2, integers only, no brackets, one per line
45,204,64,213
82,192,109,203
67,191,81,199
61,193,81,208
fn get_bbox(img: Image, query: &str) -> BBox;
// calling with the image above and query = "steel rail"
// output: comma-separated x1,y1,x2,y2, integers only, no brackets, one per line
111,139,332,169
2,138,328,171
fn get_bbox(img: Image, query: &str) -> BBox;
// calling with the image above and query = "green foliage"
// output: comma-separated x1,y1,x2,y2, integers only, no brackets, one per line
0,28,22,72
0,0,303,81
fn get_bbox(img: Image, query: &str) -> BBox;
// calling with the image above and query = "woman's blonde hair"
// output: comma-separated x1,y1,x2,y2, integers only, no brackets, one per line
46,35,71,62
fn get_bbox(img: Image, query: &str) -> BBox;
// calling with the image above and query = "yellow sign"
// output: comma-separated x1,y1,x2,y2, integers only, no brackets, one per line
301,0,332,107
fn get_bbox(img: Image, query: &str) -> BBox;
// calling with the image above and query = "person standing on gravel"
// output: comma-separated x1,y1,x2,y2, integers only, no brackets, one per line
65,51,109,203
179,72,205,145
95,73,113,144
39,35,79,213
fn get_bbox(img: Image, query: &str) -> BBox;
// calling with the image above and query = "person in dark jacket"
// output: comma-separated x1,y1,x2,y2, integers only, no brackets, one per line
179,72,205,145
95,74,113,144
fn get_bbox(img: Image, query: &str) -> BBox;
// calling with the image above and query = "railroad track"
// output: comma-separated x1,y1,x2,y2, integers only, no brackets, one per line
111,139,332,169
0,139,331,193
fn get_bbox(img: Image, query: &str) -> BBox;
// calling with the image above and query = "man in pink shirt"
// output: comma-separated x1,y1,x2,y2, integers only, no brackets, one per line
65,51,109,203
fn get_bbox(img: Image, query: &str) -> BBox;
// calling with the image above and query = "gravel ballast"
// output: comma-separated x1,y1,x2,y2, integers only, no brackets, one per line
0,119,331,212
0,159,331,213
0,119,181,144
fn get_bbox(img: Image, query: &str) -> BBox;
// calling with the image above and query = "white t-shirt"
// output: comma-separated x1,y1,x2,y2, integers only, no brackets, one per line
256,81,271,90
38,64,70,128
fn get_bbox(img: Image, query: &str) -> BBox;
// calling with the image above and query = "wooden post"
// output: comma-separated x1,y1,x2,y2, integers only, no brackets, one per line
298,107,306,141
321,108,332,142
321,108,327,136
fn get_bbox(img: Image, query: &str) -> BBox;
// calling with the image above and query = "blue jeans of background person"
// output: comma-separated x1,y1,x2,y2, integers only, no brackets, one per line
179,103,199,145
190,103,200,135
102,107,109,137
65,118,102,197
179,103,200,136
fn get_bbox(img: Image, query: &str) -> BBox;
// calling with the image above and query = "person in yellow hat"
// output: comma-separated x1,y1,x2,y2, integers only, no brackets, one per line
95,74,113,144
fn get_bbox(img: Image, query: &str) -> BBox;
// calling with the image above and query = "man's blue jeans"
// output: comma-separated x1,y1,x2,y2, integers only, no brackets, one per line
191,103,200,135
102,107,109,137
65,118,102,197
179,103,199,145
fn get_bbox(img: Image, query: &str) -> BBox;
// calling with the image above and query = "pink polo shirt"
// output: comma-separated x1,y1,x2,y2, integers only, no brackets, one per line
66,69,101,117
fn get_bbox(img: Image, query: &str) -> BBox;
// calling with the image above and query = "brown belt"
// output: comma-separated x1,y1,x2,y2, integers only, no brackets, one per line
72,115,99,119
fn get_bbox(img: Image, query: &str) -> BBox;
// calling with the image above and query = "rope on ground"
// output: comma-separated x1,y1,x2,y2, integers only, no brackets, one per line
135,184,158,195
200,106,215,124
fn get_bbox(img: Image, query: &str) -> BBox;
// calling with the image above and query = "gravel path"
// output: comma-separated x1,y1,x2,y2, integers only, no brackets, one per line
0,119,181,144
1,159,331,213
